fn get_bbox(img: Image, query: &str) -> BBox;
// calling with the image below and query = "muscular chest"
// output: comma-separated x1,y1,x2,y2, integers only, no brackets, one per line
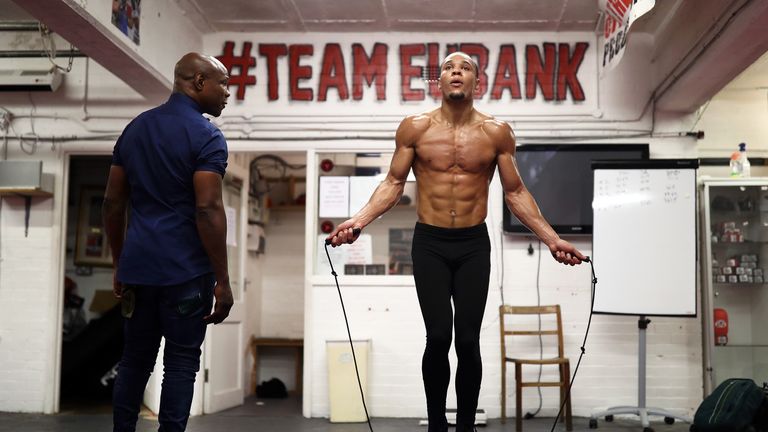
414,125,497,173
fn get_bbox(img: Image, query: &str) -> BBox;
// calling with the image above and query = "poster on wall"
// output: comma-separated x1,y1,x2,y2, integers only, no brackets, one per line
74,187,113,267
319,176,349,218
111,0,141,45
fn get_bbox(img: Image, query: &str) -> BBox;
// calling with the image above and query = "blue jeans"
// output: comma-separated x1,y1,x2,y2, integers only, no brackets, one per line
113,273,214,432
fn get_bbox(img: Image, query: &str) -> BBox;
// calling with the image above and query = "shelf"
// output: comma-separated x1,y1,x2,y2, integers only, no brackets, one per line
312,274,414,286
711,241,768,246
715,344,768,348
270,205,306,211
710,210,763,215
0,187,53,197
317,205,417,218
714,283,767,287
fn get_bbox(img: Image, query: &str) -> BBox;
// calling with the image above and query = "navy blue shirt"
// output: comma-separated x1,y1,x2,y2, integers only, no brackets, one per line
112,93,228,286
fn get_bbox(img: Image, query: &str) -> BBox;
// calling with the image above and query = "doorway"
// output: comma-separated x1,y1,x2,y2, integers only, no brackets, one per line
242,151,307,414
59,155,120,413
57,151,308,416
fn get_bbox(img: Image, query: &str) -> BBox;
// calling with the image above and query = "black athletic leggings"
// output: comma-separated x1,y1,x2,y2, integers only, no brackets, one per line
411,222,491,432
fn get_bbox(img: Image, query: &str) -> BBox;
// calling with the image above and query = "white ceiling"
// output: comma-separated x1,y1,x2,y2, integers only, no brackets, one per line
0,0,602,32
181,0,601,33
0,0,687,34
2,0,767,93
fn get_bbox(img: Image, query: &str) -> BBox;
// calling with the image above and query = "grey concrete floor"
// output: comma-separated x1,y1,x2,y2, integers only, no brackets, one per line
0,396,692,432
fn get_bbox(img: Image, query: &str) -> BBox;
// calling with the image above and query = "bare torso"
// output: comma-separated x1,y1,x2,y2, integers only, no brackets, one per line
409,108,501,228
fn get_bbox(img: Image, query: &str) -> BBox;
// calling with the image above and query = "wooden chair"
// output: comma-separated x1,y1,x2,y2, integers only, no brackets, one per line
499,305,572,431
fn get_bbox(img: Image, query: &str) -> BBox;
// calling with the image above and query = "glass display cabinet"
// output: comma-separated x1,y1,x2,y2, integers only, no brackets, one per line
700,178,768,394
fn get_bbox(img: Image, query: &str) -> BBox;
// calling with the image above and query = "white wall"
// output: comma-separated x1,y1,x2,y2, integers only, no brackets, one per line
0,147,66,413
696,88,768,159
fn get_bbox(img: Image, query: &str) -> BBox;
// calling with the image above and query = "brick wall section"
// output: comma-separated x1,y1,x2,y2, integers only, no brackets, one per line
0,196,56,412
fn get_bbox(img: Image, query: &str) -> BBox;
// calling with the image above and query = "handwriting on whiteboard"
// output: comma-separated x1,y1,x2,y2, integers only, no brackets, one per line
593,169,683,211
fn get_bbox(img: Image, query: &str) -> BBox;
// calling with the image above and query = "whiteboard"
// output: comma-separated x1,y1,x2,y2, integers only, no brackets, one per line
592,160,698,317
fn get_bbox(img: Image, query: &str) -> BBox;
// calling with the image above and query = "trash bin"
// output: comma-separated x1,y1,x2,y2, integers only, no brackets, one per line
327,339,370,422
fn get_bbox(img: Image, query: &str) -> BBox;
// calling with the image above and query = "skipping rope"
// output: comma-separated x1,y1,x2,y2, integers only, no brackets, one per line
324,230,374,432
324,234,597,432
549,255,597,432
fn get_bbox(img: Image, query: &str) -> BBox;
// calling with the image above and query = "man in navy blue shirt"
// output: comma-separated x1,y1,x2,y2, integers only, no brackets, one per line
103,52,233,432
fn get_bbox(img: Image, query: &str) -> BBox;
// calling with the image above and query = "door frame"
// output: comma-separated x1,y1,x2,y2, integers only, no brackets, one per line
52,149,113,413
202,157,249,413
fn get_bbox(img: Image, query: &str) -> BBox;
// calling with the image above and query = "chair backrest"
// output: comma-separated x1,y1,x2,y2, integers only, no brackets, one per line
499,305,565,359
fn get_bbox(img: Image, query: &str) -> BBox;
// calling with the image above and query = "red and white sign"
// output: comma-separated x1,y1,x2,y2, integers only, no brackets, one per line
204,33,598,117
601,0,655,75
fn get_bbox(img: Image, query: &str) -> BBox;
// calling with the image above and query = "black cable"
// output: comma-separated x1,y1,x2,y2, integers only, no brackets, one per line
324,241,374,432
526,240,544,419
549,256,596,432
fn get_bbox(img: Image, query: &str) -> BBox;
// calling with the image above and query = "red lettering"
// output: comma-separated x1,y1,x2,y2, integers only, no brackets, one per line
217,41,256,101
400,44,425,102
491,45,521,100
427,43,441,100
557,43,588,101
259,44,287,101
289,44,313,101
458,44,489,98
352,43,388,101
605,0,631,37
525,43,556,101
318,44,349,101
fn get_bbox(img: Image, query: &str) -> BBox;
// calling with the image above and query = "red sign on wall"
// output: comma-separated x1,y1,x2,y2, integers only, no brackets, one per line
217,41,589,103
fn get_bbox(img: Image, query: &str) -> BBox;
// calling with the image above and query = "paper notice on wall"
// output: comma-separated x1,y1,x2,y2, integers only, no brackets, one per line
345,234,372,264
349,176,381,216
225,206,237,247
317,234,347,275
600,0,655,75
315,234,373,275
319,176,349,218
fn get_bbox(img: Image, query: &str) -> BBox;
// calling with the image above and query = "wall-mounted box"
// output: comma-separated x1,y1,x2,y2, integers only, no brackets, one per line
0,160,53,197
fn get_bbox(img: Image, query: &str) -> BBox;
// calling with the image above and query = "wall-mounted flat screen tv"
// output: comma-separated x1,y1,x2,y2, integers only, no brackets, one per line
503,144,650,235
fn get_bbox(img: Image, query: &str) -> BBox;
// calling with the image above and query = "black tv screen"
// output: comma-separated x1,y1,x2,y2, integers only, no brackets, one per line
503,144,649,235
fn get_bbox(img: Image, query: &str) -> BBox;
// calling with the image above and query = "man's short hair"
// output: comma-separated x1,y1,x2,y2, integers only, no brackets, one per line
442,52,478,76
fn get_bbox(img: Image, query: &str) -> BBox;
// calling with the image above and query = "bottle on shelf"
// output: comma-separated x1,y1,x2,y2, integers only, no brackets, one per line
730,143,751,177
739,142,751,178
714,308,728,346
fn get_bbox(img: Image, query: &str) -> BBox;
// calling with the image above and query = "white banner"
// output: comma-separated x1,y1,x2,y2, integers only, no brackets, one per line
601,0,655,75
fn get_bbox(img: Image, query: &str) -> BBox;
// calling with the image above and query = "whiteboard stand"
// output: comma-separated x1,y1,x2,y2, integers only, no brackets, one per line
587,317,692,431
589,161,698,431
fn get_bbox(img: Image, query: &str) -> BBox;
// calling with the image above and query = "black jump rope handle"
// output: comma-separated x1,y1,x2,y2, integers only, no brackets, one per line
326,230,590,264
325,228,362,245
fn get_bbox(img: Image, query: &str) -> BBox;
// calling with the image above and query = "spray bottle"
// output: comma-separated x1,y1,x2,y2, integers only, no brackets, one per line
739,142,751,178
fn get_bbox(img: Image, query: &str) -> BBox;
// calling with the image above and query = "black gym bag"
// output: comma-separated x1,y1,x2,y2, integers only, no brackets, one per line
691,378,765,432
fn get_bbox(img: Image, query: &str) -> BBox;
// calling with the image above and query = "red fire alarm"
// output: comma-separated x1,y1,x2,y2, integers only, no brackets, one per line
320,220,334,234
320,158,334,172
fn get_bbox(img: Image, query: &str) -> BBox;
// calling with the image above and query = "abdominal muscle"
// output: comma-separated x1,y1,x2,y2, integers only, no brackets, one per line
414,168,491,228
